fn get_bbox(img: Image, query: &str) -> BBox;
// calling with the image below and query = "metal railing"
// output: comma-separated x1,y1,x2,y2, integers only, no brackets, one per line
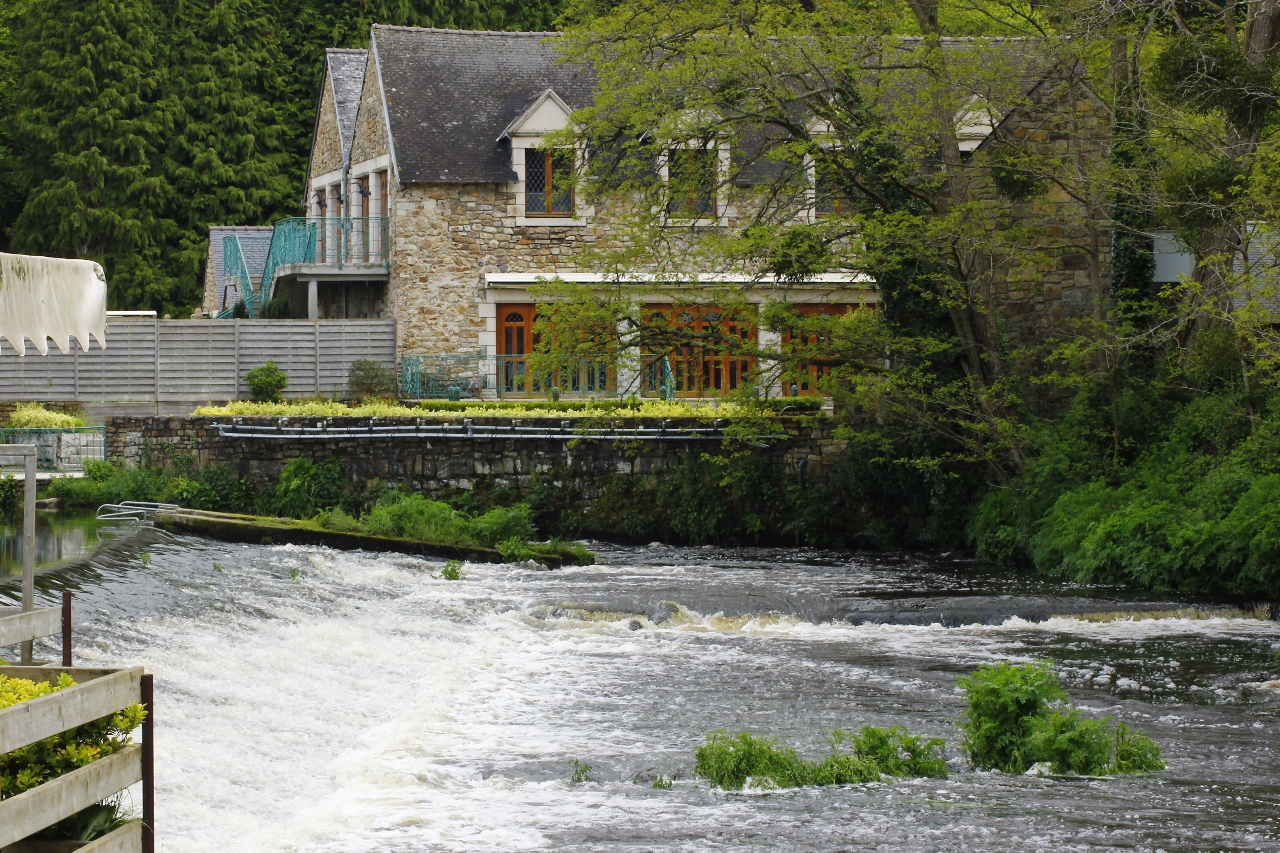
399,353,616,400
216,217,391,318
216,233,256,319
0,427,106,472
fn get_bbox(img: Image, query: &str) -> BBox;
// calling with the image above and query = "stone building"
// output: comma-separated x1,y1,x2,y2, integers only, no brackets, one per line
203,26,1113,396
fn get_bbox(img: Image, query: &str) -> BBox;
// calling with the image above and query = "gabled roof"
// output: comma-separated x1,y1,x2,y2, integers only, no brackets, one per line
327,48,368,162
371,26,595,184
499,87,574,140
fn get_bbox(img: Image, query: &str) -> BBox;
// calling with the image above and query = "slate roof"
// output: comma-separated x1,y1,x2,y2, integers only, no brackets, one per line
371,26,595,184
327,49,368,161
209,226,274,309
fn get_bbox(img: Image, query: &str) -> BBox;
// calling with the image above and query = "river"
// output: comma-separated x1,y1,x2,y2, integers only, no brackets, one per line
2,522,1279,852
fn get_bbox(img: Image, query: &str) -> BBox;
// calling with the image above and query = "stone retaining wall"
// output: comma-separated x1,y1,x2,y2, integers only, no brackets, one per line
104,416,847,500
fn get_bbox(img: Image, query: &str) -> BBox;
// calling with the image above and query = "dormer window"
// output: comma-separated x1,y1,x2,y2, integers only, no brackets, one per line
526,149,575,215
501,87,590,226
813,162,846,217
666,147,718,218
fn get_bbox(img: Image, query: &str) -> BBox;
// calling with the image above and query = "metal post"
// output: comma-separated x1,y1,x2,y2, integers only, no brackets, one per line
62,590,72,667
21,448,35,665
141,673,155,853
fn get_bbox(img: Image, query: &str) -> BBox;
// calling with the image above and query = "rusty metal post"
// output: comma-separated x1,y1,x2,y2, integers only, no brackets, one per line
62,590,72,667
141,673,155,853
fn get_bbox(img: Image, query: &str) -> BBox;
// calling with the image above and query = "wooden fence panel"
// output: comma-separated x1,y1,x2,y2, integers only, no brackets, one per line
0,318,395,405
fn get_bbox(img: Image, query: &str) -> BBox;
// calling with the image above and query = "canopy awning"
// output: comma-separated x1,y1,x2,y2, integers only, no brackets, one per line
0,252,107,356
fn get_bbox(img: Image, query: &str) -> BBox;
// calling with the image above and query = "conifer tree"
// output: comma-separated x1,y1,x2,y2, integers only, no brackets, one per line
8,0,182,312
161,0,293,286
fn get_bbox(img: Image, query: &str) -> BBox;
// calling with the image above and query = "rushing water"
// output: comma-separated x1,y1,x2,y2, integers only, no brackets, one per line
2,525,1279,852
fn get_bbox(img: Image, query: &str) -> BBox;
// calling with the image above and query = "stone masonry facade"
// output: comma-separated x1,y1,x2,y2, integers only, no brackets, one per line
975,64,1113,349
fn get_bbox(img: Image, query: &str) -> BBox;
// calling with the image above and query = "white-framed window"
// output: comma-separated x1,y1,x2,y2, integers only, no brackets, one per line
657,139,731,226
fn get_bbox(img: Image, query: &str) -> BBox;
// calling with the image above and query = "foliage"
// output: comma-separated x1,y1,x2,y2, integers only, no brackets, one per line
45,458,254,512
0,475,19,515
36,798,136,843
244,361,289,403
0,672,147,799
958,661,1164,776
569,759,592,784
272,457,348,518
193,398,766,420
347,359,397,400
0,0,572,310
973,387,1280,600
5,403,86,428
695,726,947,791
440,559,463,580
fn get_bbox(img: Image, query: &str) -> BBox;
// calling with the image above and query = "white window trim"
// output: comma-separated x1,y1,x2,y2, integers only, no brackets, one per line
309,168,343,191
509,140,591,226
350,154,391,177
656,140,732,227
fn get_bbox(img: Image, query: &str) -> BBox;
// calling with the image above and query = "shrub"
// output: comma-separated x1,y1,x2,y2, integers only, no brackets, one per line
6,403,85,429
958,660,1065,773
348,359,397,400
695,726,947,791
0,475,19,515
958,661,1165,776
0,673,146,799
244,361,288,402
273,458,347,519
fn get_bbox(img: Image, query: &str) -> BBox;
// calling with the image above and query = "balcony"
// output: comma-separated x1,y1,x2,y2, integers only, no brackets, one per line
218,217,390,318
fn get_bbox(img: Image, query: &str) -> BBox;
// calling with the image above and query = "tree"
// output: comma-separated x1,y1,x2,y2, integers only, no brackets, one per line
545,0,1104,481
8,0,183,312
161,0,293,293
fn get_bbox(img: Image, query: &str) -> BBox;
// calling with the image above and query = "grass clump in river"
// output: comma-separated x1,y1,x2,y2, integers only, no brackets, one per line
695,726,947,790
313,491,593,565
959,661,1165,776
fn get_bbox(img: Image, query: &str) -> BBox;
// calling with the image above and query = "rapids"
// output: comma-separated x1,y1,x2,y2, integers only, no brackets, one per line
3,526,1279,852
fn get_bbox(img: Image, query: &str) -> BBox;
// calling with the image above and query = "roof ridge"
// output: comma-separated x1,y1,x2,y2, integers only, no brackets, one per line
371,24,560,36
327,47,368,54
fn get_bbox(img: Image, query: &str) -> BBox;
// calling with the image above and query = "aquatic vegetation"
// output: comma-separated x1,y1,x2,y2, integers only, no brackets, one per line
651,774,673,789
959,661,1165,776
570,759,592,784
0,673,146,799
440,560,463,581
695,726,947,791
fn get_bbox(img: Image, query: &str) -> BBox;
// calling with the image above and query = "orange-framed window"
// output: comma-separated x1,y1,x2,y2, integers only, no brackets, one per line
666,147,718,218
641,304,757,396
496,303,612,396
814,162,848,216
525,150,575,216
779,303,856,396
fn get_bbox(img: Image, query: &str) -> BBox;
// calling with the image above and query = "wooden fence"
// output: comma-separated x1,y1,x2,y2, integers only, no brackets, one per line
0,595,154,853
0,316,395,407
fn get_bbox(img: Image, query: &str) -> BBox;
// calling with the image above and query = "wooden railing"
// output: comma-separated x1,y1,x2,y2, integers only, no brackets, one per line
0,589,154,852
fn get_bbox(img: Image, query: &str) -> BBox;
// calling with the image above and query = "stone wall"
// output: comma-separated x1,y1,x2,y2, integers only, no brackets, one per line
348,57,389,168
975,62,1113,349
308,69,344,182
104,415,847,500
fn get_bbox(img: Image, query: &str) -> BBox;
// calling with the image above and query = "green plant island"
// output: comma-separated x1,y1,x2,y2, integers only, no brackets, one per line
688,662,1162,791
0,673,147,843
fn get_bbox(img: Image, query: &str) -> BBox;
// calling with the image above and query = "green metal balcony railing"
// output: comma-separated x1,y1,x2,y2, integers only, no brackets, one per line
216,216,391,319
399,354,615,400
